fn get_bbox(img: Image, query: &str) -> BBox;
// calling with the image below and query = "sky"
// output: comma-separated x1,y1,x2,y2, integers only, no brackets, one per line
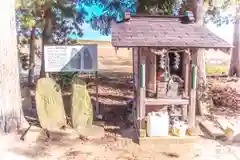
207,23,233,44
206,6,235,44
68,22,111,41
75,5,235,43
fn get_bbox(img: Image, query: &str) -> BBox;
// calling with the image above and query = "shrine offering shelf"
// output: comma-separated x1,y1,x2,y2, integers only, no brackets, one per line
145,97,189,105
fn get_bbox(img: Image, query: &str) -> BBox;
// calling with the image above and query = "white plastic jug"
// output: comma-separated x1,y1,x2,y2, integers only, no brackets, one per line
147,111,169,137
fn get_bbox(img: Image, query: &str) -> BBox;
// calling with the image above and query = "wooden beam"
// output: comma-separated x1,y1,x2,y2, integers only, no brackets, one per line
132,47,139,96
134,47,141,133
189,51,197,128
139,88,146,137
132,48,138,134
183,51,190,97
182,50,191,121
145,50,156,97
145,98,189,105
139,48,146,136
181,105,188,121
95,71,100,115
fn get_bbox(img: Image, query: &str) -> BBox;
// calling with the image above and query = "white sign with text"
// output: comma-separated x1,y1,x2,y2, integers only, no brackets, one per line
44,44,98,72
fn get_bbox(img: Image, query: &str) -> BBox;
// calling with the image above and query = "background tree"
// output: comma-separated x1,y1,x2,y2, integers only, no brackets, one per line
0,0,24,132
229,2,240,76
74,0,136,36
16,8,40,85
16,0,83,80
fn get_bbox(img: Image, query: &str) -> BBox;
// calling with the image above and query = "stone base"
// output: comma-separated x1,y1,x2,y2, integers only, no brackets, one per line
77,125,105,140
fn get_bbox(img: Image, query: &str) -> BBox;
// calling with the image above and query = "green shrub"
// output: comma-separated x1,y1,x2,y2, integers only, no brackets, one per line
51,72,78,89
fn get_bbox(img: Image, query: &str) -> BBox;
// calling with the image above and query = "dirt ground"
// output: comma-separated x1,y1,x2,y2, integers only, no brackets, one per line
2,126,240,160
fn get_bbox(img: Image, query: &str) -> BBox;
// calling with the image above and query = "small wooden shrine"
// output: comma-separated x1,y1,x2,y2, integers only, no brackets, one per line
111,15,232,139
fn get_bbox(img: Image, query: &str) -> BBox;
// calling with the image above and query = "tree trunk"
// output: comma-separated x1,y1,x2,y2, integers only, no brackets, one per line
193,0,207,85
0,0,25,132
39,37,45,78
187,0,207,115
187,0,207,82
39,8,53,78
28,26,36,85
229,6,240,76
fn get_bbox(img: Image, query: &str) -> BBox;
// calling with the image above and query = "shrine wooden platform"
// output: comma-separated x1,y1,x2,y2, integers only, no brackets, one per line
138,135,200,145
113,127,200,146
135,128,199,145
145,98,189,105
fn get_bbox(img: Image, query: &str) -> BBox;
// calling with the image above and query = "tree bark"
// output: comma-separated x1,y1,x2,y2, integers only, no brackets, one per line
0,0,25,132
39,38,45,78
229,6,240,76
195,0,207,116
193,0,207,85
28,26,36,85
40,8,53,78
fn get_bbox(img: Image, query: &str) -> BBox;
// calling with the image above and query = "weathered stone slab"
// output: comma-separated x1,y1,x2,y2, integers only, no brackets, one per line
199,120,225,139
71,75,93,129
217,118,234,131
35,78,66,130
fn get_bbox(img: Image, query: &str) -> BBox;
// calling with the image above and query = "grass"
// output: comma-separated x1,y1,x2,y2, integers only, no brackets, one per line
206,64,228,75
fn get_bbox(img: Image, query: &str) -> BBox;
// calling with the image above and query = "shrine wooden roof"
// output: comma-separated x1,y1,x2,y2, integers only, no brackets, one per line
111,16,232,49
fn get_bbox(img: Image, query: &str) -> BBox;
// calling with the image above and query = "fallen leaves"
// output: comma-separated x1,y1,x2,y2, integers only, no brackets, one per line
210,78,240,109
